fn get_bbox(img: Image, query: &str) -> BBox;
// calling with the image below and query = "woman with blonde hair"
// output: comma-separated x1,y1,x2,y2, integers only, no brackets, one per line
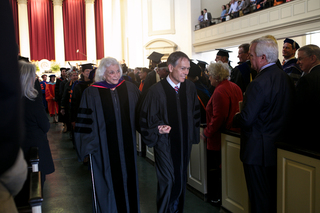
202,61,243,206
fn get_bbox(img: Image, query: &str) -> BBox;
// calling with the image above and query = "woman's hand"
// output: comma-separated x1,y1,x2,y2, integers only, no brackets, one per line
158,125,171,134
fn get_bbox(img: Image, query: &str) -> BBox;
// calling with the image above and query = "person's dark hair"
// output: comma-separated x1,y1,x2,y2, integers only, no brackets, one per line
201,10,204,15
204,8,207,12
167,51,190,67
239,43,250,53
222,5,226,10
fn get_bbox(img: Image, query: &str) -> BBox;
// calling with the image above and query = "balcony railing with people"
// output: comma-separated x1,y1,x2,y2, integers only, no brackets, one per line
195,0,292,31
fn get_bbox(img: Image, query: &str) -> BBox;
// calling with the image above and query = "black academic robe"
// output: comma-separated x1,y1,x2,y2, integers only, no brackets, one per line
230,61,257,94
282,58,302,86
70,80,92,122
139,79,200,213
74,81,140,213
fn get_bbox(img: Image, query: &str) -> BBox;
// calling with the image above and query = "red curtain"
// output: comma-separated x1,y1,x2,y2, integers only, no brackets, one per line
28,0,55,61
9,0,19,49
63,0,86,61
95,0,104,59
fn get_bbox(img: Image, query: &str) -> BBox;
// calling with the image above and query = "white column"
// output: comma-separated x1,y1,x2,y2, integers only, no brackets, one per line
102,0,122,60
85,0,97,63
52,0,65,65
17,0,30,59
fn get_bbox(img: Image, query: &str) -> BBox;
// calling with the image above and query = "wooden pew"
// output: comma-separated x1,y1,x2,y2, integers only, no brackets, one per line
16,147,43,213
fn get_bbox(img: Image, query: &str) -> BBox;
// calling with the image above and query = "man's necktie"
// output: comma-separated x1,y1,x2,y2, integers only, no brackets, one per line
174,86,179,94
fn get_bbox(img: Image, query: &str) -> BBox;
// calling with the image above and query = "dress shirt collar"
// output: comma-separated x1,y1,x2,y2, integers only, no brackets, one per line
260,62,275,72
166,75,180,89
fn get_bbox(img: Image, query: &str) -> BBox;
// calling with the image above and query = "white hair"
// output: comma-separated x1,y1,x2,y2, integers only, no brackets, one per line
94,57,122,82
19,61,38,100
207,61,230,82
251,37,278,63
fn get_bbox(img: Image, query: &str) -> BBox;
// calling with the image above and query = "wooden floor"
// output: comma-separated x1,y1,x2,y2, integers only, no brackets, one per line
42,122,221,213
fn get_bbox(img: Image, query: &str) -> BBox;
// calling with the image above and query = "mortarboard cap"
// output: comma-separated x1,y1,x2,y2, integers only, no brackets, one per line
89,68,96,80
188,62,202,77
196,60,208,71
284,38,300,50
147,51,164,64
80,63,95,71
60,67,66,71
158,62,168,68
41,74,47,77
216,49,232,57
49,74,56,78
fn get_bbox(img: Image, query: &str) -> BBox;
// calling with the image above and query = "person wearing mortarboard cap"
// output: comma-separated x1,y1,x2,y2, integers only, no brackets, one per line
69,63,95,136
46,74,59,123
215,49,233,71
141,62,169,97
148,51,164,70
187,61,211,124
282,38,302,86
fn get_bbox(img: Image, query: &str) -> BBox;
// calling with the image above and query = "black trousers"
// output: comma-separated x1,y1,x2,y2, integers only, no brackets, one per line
243,164,277,213
207,150,221,201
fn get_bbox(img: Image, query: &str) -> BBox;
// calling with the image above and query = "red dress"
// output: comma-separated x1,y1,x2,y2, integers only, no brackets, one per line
204,80,243,150
45,82,58,116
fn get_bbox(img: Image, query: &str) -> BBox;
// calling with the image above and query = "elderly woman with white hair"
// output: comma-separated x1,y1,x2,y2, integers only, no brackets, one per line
202,61,243,205
74,57,141,213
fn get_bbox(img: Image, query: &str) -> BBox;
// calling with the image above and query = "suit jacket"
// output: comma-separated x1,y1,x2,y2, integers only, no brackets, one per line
233,64,295,166
207,12,212,25
295,64,320,146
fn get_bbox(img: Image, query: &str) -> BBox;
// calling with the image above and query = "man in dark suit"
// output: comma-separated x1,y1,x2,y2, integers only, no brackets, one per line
296,44,320,147
233,37,295,213
203,8,212,26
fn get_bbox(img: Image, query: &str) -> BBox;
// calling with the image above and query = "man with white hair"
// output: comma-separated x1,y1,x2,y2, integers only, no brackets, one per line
233,37,295,213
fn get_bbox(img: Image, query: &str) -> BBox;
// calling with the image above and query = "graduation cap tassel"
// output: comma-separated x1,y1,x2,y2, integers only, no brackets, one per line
89,154,98,213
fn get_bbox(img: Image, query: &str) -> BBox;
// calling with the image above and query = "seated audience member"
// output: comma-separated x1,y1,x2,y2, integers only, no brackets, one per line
295,44,320,146
202,61,243,206
282,38,302,86
228,0,239,18
230,43,257,93
17,61,54,205
221,5,227,22
203,8,212,26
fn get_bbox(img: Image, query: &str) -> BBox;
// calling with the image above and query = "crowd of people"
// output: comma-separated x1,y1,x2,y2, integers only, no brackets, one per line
198,0,294,29
1,1,320,212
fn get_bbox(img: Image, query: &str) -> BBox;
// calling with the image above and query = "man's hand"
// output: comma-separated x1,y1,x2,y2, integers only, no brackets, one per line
158,125,171,134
